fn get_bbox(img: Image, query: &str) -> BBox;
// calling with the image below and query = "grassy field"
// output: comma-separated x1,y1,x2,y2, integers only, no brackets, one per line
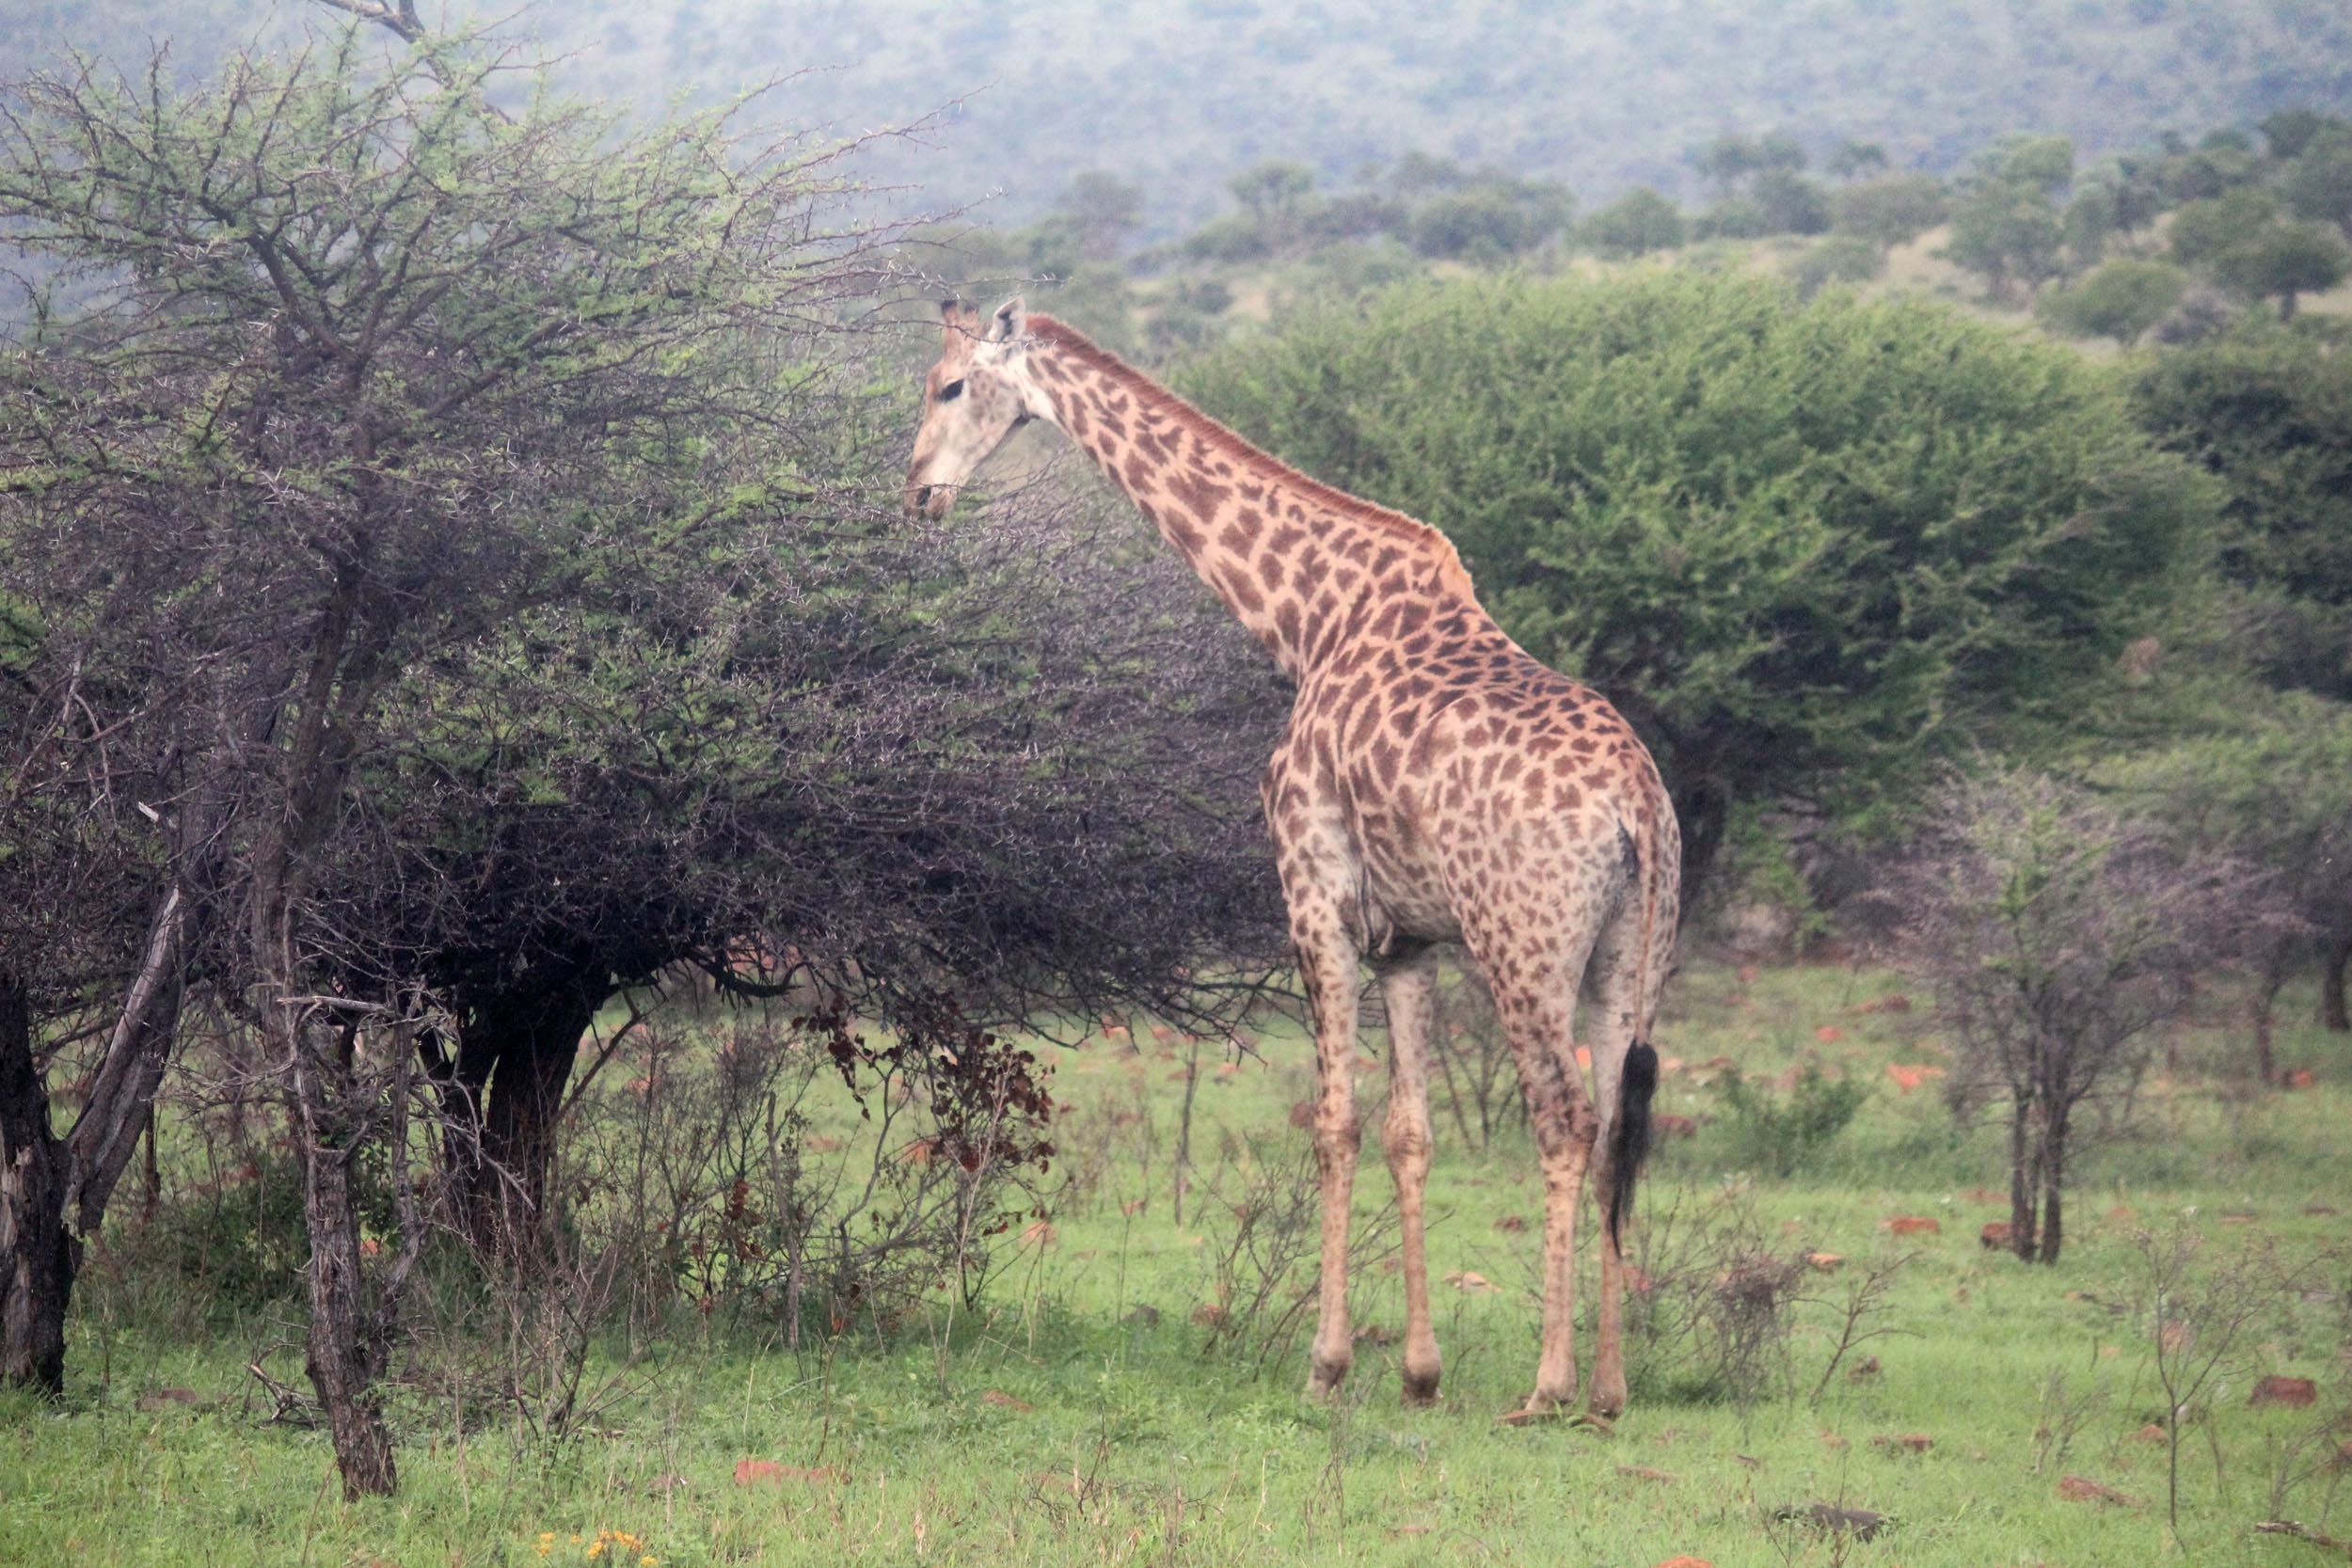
4,958,2347,1568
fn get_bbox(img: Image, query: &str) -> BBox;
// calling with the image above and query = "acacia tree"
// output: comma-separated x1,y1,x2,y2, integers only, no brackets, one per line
0,23,915,1491
2133,329,2352,1031
352,478,1286,1248
1893,774,2278,1264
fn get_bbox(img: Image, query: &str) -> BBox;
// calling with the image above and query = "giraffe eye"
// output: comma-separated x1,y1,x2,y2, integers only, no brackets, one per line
937,378,965,402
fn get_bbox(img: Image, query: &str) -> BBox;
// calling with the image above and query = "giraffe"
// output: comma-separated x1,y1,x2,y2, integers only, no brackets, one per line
903,297,1679,1419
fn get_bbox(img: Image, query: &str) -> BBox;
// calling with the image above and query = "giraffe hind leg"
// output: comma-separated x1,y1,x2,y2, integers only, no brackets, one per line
1377,944,1442,1406
1583,866,1670,1419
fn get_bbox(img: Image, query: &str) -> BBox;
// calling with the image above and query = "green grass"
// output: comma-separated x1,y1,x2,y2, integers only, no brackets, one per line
5,959,2347,1567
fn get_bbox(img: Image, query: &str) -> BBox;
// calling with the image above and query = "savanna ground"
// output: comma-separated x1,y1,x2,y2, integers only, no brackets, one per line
3,959,2346,1568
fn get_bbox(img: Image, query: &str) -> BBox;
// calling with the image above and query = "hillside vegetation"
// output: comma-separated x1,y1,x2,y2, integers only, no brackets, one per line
6,0,2351,231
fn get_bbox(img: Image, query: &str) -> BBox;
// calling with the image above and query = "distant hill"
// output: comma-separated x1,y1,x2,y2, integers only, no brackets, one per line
7,0,2350,237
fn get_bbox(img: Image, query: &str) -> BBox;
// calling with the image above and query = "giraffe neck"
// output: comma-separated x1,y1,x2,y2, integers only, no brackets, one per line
1019,316,1477,681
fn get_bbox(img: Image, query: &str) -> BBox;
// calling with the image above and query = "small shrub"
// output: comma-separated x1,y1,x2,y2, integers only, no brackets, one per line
1715,1065,1867,1178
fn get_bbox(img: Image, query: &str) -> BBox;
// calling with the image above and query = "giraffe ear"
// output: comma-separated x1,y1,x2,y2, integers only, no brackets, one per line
939,297,980,360
986,295,1027,343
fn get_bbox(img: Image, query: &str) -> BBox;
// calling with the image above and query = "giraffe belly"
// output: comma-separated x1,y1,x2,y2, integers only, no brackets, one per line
1359,845,1462,947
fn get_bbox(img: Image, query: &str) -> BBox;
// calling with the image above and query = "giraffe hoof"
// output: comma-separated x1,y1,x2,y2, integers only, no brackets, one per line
1400,1370,1441,1408
1306,1358,1350,1401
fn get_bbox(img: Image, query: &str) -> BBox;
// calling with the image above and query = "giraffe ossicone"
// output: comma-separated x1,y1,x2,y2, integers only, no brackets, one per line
904,295,1681,1419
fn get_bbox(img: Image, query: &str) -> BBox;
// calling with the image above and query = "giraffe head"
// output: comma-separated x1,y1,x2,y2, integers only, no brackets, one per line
903,296,1039,519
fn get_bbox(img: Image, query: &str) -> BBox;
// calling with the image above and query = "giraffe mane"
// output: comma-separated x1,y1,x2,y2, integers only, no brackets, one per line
1025,314,1477,602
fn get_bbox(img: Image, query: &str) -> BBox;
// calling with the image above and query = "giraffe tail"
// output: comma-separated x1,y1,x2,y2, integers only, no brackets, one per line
1606,812,1669,1251
1607,1037,1659,1251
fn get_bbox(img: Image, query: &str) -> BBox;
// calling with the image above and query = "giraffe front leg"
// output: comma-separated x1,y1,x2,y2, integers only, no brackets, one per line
1297,913,1363,1402
1378,948,1442,1406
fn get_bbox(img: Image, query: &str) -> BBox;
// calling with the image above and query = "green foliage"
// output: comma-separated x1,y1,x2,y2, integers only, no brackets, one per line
2133,329,2352,697
2038,258,2189,342
2169,186,2280,266
1832,173,1948,246
1714,1064,1868,1179
1946,178,2064,299
1786,235,1885,299
1406,176,1572,261
2211,220,2352,314
1581,187,1686,257
2278,126,2352,229
1180,274,2214,885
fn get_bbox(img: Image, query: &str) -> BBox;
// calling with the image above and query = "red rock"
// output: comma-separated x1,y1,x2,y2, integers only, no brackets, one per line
2129,1423,2167,1443
1805,1252,1846,1273
1494,1213,1528,1233
1737,964,1759,984
1190,1303,1229,1327
2283,1068,2316,1089
981,1389,1033,1412
2251,1376,2318,1408
1656,1558,1714,1568
1815,1025,1846,1043
1980,1221,2013,1250
1883,1216,1941,1236
1871,1432,1932,1454
2057,1475,2139,1506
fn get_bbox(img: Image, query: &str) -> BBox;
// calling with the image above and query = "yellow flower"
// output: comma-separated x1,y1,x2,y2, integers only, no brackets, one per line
539,1535,555,1544
642,1558,658,1566
587,1544,605,1560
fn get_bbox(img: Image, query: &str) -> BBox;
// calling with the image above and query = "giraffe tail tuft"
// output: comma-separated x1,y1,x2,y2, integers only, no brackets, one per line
1607,1038,1659,1251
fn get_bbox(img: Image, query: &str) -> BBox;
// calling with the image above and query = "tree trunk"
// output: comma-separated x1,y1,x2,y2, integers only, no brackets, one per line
287,1011,399,1499
2008,1093,2038,1262
1,866,200,1393
2249,956,2285,1085
2037,1102,2069,1266
0,974,77,1393
1669,772,1732,914
2322,916,2351,1034
444,969,602,1254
